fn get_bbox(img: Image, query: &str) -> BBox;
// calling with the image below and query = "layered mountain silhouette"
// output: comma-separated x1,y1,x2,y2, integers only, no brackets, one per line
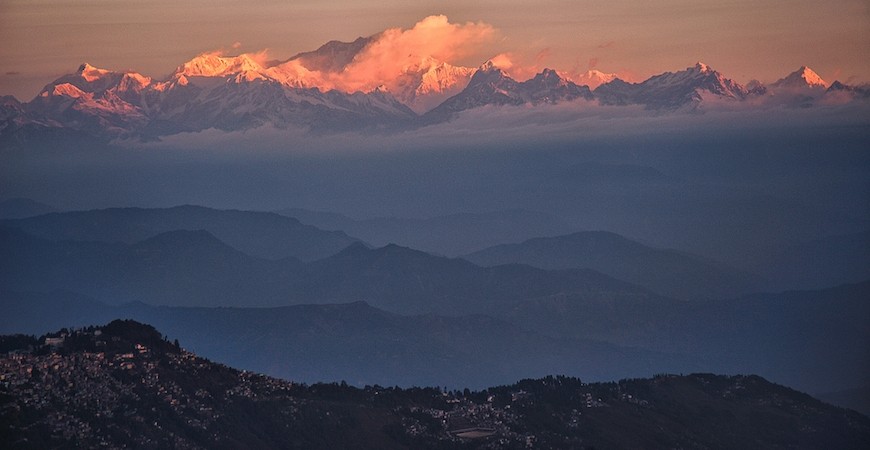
2,204,868,394
750,230,870,291
423,62,593,121
464,230,764,300
2,205,357,261
0,223,647,312
1,280,867,395
0,197,56,219
274,208,574,256
595,62,750,108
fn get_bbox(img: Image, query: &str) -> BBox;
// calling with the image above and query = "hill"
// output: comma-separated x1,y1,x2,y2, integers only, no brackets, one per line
0,292,693,388
0,227,295,307
1,205,358,261
0,198,56,220
1,280,867,395
464,230,764,300
752,230,870,291
498,281,870,395
294,242,645,315
274,208,574,257
1,321,868,449
0,226,650,312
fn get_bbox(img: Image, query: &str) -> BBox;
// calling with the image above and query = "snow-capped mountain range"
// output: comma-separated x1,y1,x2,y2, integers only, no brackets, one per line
1,37,867,143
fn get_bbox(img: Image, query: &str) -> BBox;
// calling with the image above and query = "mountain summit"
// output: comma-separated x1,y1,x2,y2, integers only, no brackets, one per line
594,62,750,109
1,38,865,143
773,66,829,89
424,63,593,121
3,321,869,449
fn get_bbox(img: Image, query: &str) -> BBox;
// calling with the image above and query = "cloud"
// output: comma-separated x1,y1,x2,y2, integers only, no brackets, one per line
130,98,870,159
224,15,498,95
488,53,514,70
335,15,497,92
488,52,546,82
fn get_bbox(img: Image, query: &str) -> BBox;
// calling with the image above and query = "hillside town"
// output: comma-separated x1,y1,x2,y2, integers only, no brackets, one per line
2,321,868,449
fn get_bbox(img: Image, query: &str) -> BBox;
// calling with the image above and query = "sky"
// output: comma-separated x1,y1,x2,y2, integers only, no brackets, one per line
0,0,868,100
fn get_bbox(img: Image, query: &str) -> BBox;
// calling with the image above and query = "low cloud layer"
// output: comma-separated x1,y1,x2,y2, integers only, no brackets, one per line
130,99,870,158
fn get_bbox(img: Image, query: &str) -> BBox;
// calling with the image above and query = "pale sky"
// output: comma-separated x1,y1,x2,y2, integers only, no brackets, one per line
1,0,868,100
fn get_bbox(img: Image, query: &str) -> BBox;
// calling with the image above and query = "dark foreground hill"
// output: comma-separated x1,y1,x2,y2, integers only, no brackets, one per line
1,321,868,450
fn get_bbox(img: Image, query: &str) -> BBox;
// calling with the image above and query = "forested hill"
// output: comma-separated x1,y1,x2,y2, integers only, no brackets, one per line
2,320,868,449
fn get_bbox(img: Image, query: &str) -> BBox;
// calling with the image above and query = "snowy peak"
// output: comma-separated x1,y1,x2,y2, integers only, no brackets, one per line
479,60,498,72
660,63,728,84
825,80,870,99
174,53,266,79
388,57,476,113
416,60,475,93
773,66,829,89
4,36,867,141
467,60,514,88
287,37,371,73
32,63,153,107
594,63,748,109
522,69,593,104
477,60,510,76
570,70,617,89
425,67,592,120
692,62,711,74
49,83,88,99
77,63,113,82
117,72,152,93
532,68,565,84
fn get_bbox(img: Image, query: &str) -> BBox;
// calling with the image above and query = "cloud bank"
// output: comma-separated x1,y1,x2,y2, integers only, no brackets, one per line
130,99,870,159
336,15,496,92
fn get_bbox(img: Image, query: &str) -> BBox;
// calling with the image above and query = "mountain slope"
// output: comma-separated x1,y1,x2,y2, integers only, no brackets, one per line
286,37,372,73
464,230,764,300
2,205,358,261
0,224,652,312
752,230,870,291
0,198,56,219
570,69,617,89
274,208,574,256
424,62,593,121
15,58,418,140
0,226,295,307
2,280,867,394
294,242,648,315
0,296,696,389
772,66,829,90
3,54,868,140
499,281,870,395
0,320,420,449
2,321,868,449
594,62,750,109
